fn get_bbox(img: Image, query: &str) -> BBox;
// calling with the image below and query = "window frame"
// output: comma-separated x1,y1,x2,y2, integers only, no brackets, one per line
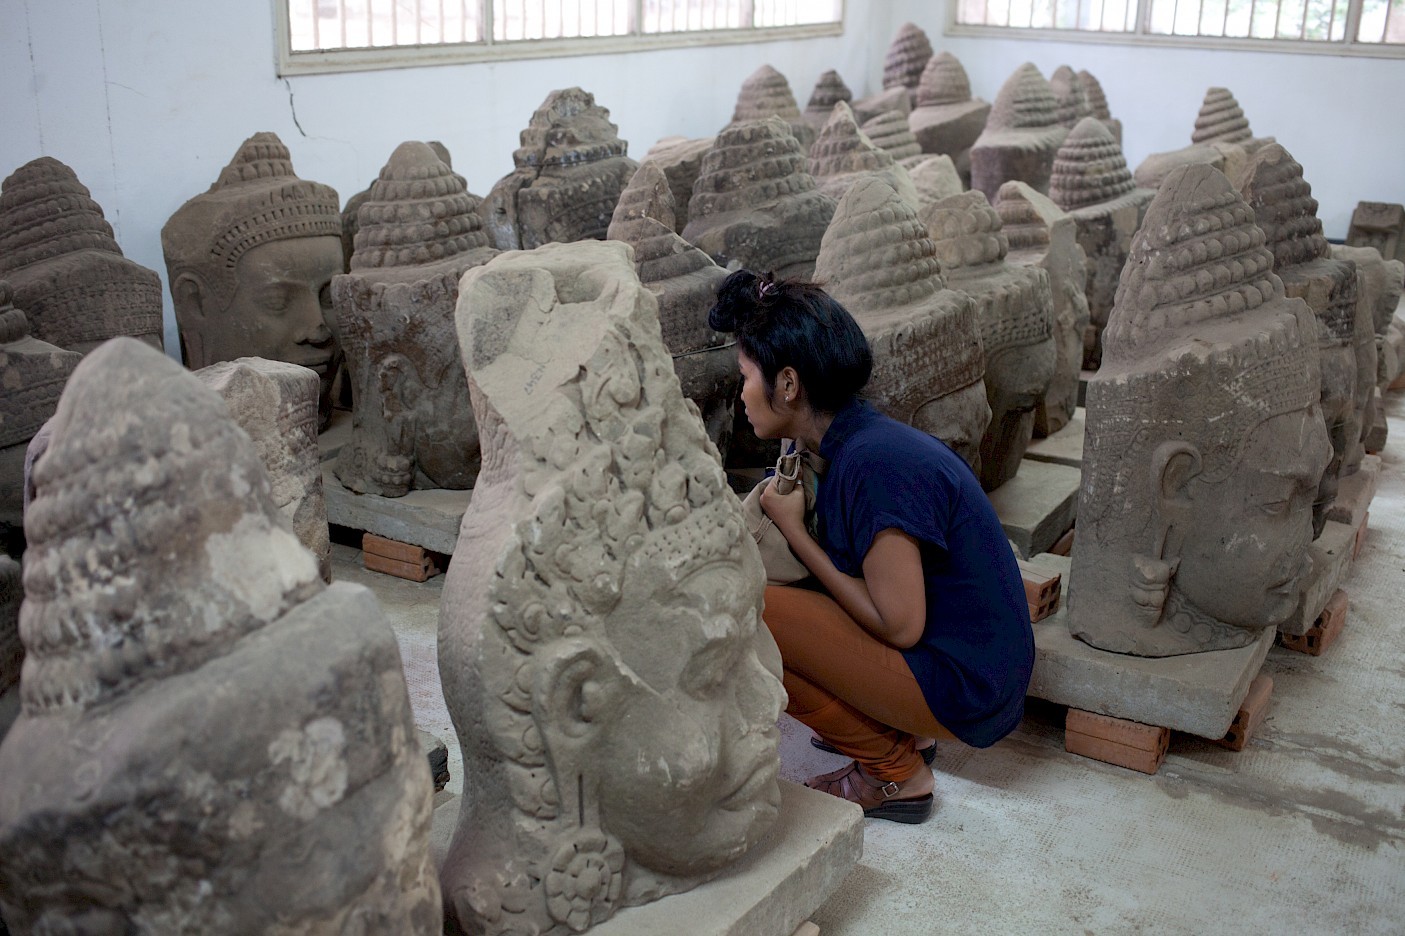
945,0,1405,57
274,0,846,76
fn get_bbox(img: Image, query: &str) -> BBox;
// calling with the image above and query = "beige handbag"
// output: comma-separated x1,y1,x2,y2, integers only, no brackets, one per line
741,443,825,586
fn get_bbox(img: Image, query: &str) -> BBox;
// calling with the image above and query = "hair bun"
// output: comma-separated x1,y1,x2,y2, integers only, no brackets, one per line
708,268,766,333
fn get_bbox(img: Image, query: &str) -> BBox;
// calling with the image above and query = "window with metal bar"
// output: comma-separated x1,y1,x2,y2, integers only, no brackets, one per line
953,0,1404,47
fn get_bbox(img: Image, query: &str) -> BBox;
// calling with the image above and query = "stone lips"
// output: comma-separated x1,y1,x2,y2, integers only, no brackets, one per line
162,132,341,309
352,141,492,270
1192,87,1252,145
883,22,934,93
1050,117,1137,211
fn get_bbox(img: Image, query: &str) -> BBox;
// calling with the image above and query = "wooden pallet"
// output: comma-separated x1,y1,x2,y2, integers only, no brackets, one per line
1018,559,1063,623
1279,589,1348,656
1065,709,1169,775
1214,673,1274,752
363,533,442,582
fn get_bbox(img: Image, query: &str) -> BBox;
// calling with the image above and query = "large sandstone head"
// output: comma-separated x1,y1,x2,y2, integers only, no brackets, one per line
882,22,934,100
161,133,342,415
0,337,439,932
730,65,816,151
917,51,974,108
0,158,164,355
969,63,1068,200
1071,165,1331,657
438,240,784,936
1049,117,1138,212
1050,65,1091,129
808,101,919,206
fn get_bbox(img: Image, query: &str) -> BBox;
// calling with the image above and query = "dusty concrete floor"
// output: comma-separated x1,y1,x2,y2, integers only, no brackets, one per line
336,393,1405,936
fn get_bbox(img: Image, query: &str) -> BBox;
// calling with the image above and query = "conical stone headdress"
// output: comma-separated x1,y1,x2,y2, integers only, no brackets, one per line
883,22,933,93
731,65,815,150
1050,66,1091,129
1049,117,1137,211
1191,87,1252,145
353,141,492,270
861,110,923,164
805,70,853,128
917,52,974,107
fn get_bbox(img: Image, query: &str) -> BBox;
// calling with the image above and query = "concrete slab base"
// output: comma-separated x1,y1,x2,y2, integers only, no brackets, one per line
1326,454,1381,528
1025,406,1085,469
988,460,1081,559
322,465,470,555
1279,519,1356,637
430,780,863,936
1026,553,1274,739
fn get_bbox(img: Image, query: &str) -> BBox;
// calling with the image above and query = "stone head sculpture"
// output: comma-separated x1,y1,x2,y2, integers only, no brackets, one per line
161,132,342,421
438,240,784,935
482,88,639,252
729,65,816,152
1050,65,1091,129
816,175,989,466
1070,165,1332,657
908,155,965,211
1076,70,1121,143
1193,87,1253,145
923,190,1055,491
1346,201,1405,263
1133,87,1263,191
909,52,991,185
1049,117,1155,368
333,141,498,497
1332,243,1405,385
804,69,854,130
0,338,439,932
969,63,1069,201
0,157,163,355
996,181,1091,438
1236,143,1360,533
608,161,739,458
882,22,934,105
683,116,837,282
861,109,924,166
642,136,716,233
808,102,920,207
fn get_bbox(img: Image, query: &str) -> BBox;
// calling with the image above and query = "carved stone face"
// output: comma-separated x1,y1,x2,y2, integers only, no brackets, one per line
599,532,785,876
1171,407,1331,630
1315,343,1357,532
979,340,1055,488
912,380,990,467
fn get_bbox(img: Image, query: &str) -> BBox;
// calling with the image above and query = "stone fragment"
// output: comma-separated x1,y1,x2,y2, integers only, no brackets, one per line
907,155,965,210
729,65,816,152
608,161,738,458
1133,87,1266,189
482,88,639,251
333,142,498,498
996,181,1090,438
1346,201,1405,263
683,117,836,281
643,136,715,233
1070,164,1330,657
1235,143,1363,532
860,109,924,167
1048,117,1155,368
439,240,786,935
195,357,332,583
923,190,1055,490
908,51,991,185
1332,244,1405,387
1076,69,1122,143
0,158,164,356
162,132,343,424
804,70,853,131
816,175,989,467
882,22,934,106
850,87,912,126
808,102,919,207
969,63,1069,201
0,338,439,933
1050,65,1091,129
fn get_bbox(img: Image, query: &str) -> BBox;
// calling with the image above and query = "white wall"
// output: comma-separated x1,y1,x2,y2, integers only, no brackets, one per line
3,0,1402,352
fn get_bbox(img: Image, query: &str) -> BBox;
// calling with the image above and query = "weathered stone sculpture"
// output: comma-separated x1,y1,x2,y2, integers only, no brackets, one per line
439,240,785,935
729,65,816,152
969,63,1069,201
608,161,738,457
683,117,836,281
1236,144,1360,534
816,176,989,466
1133,87,1262,190
1076,69,1122,143
0,338,440,933
923,190,1055,490
162,132,343,423
333,142,498,498
482,88,638,252
195,357,332,583
808,102,919,207
342,141,456,270
1070,164,1330,657
908,155,965,210
0,283,80,550
804,70,853,131
1049,117,1155,368
908,51,991,185
883,22,934,106
861,109,924,166
1050,66,1091,129
642,136,715,233
997,181,1090,438
1333,244,1405,384
0,158,164,355
851,87,912,126
0,555,18,735
1346,201,1405,263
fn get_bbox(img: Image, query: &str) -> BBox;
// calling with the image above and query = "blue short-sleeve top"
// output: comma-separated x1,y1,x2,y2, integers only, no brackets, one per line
815,399,1035,748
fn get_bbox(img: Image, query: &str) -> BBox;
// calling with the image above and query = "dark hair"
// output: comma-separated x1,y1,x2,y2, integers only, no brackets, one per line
707,269,872,414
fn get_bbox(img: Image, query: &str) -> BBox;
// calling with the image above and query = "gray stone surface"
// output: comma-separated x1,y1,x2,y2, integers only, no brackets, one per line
1279,519,1355,637
1024,406,1085,468
987,460,1080,558
1326,453,1380,528
1029,553,1275,738
322,464,468,555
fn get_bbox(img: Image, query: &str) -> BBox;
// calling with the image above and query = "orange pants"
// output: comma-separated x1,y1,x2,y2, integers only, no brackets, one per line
763,584,954,783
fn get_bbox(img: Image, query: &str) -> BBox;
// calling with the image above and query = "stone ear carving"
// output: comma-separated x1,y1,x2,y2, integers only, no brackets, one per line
532,637,625,747
1132,439,1200,625
171,270,207,364
1151,439,1201,506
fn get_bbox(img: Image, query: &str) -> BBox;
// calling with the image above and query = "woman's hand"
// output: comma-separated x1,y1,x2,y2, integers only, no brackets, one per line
759,476,808,536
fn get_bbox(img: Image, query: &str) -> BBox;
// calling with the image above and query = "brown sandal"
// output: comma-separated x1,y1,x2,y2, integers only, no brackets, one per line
805,761,933,824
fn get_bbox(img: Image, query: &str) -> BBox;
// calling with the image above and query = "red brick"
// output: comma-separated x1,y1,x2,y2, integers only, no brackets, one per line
1048,527,1075,557
1215,673,1274,752
1279,589,1348,656
364,551,438,583
1017,559,1061,605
